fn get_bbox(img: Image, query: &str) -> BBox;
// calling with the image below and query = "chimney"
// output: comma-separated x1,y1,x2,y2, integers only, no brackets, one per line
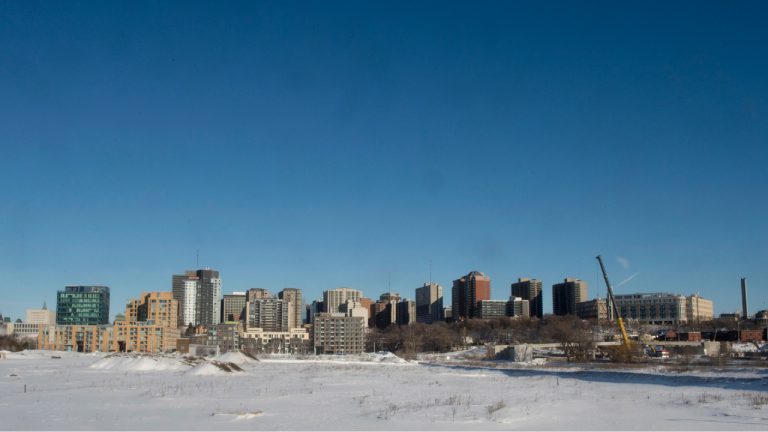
741,278,748,319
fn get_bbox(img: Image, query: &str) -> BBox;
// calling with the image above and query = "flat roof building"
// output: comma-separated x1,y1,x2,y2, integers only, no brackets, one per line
56,286,110,326
511,278,543,319
552,278,587,316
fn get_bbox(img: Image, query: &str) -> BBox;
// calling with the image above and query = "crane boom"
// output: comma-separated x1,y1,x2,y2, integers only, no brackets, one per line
596,255,631,348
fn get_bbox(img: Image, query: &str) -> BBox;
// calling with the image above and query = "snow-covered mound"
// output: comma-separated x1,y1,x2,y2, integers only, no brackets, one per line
90,354,189,372
212,351,259,366
364,351,408,363
186,361,245,376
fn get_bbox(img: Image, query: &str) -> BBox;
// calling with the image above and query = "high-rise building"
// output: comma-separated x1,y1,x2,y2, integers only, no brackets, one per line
511,278,543,319
221,292,247,323
507,297,530,318
323,288,362,314
278,288,303,329
172,272,199,327
56,286,110,325
247,288,272,301
308,299,324,324
415,283,443,324
552,278,588,316
339,299,369,329
374,292,400,328
172,269,221,326
246,298,289,331
195,269,221,326
396,299,416,325
451,271,491,320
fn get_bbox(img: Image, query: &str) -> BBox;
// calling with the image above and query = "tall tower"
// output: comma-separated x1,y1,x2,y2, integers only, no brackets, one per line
415,283,443,323
323,288,362,314
195,268,221,326
741,278,748,319
451,271,491,320
552,278,587,316
511,278,543,319
278,288,304,329
172,271,199,327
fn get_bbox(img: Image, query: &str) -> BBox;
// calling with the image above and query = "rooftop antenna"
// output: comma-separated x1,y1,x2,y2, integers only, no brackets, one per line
429,259,433,284
196,250,200,268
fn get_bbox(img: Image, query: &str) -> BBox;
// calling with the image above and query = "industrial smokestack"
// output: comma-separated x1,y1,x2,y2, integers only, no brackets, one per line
741,278,748,319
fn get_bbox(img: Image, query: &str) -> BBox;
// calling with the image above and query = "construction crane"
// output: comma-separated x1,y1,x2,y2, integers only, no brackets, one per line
596,255,631,349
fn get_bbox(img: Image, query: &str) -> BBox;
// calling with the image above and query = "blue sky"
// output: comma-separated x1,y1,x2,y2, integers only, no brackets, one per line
1,1,767,320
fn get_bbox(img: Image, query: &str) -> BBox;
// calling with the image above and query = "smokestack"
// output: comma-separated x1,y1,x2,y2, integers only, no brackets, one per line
741,278,748,319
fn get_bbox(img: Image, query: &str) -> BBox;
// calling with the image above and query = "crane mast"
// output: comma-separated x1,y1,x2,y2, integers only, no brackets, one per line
596,255,631,348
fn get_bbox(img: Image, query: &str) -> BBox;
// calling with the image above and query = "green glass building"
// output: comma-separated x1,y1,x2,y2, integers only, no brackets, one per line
56,286,110,325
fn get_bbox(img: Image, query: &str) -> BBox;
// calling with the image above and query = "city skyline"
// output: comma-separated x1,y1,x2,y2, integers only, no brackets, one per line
2,2,767,320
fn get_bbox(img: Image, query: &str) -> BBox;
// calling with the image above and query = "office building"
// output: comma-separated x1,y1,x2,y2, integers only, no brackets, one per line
552,278,588,316
686,294,714,323
56,286,110,325
415,283,443,324
313,313,365,354
511,278,543,319
451,271,491,320
613,292,714,325
278,288,304,329
221,292,247,323
323,288,362,314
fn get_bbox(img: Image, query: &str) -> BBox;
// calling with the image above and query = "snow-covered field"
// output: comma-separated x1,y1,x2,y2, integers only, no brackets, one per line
1,350,767,430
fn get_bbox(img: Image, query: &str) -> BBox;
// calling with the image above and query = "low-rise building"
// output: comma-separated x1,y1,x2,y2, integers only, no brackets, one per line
613,293,714,325
476,300,508,319
241,327,310,354
313,313,365,354
576,298,608,320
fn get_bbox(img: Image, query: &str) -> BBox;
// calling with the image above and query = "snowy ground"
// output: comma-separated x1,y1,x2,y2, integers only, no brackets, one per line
1,350,767,430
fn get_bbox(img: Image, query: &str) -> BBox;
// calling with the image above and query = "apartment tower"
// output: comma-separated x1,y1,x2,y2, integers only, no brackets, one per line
511,278,543,319
451,271,491,320
552,278,588,316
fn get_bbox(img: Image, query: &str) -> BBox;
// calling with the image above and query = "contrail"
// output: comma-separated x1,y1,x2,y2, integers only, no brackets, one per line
617,272,639,287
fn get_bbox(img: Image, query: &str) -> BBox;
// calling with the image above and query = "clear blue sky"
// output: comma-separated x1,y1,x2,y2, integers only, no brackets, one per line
1,1,767,321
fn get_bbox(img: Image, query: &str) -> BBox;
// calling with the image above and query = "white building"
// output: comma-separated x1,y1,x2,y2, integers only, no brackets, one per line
172,272,199,327
323,287,362,314
26,302,56,326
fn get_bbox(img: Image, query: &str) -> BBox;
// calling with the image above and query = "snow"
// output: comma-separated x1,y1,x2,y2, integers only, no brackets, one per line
90,354,190,372
186,361,245,376
1,350,767,430
212,351,259,366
